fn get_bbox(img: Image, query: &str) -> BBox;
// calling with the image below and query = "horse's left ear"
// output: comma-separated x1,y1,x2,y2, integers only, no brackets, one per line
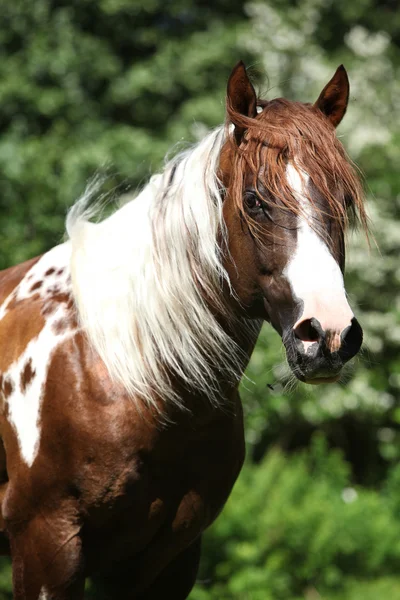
314,65,349,127
227,61,257,144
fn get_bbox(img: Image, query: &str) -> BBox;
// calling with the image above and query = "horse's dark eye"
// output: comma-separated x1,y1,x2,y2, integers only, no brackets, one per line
244,190,272,221
244,191,262,211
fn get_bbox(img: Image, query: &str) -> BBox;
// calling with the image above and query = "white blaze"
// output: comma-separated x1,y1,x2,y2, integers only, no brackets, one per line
284,163,353,349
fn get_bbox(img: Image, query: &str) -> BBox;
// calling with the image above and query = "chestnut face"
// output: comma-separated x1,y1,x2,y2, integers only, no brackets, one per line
222,62,365,382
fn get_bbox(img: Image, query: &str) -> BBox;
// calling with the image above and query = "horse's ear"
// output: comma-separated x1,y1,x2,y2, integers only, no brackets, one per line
227,61,257,144
314,65,349,128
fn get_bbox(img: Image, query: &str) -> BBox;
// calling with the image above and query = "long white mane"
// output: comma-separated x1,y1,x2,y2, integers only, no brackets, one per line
66,127,258,411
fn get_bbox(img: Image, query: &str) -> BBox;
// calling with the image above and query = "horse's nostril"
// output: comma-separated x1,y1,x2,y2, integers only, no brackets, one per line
294,318,321,343
339,317,363,361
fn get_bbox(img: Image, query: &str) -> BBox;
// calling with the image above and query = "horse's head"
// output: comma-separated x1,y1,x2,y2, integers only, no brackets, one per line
220,62,367,384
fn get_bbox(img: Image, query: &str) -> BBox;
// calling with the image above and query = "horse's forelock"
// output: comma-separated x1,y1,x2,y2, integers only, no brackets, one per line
227,98,368,244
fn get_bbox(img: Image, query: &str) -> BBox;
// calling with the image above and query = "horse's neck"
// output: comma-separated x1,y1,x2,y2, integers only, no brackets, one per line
217,314,263,384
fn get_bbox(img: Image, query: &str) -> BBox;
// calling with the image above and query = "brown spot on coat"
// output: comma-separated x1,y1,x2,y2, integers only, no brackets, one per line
20,359,36,393
53,293,72,305
30,281,43,292
3,379,13,399
52,319,70,336
45,268,56,276
42,293,74,318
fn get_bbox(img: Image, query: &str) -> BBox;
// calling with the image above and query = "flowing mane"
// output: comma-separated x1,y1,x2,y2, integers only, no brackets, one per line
66,127,257,411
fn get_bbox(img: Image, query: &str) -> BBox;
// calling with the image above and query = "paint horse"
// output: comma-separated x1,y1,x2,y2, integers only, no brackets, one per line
0,62,366,599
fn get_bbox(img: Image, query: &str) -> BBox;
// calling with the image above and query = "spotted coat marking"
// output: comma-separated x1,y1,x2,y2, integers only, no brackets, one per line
20,358,36,393
3,379,13,399
0,243,78,467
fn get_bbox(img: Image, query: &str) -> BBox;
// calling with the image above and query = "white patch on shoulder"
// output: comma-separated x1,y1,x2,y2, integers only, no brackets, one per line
284,163,353,336
0,242,78,467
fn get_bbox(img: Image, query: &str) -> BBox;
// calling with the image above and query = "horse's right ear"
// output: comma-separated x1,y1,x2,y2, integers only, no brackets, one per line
314,65,349,128
227,61,257,144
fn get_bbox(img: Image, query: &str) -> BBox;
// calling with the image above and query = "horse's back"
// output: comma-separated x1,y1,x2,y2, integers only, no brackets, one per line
0,256,42,306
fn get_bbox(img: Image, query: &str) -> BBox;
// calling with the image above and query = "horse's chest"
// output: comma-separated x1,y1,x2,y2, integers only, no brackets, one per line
82,404,245,570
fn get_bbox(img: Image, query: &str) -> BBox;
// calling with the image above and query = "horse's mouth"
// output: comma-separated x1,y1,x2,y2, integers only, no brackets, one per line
283,337,344,384
276,309,362,388
288,360,343,385
290,367,341,385
303,374,340,385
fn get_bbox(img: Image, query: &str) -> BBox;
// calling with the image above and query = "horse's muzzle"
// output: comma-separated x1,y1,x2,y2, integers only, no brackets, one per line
283,317,363,383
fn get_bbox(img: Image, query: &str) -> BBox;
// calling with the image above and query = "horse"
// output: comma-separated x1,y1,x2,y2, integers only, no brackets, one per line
0,61,366,599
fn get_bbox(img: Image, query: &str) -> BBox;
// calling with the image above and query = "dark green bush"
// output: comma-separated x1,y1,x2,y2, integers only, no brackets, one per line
192,436,400,599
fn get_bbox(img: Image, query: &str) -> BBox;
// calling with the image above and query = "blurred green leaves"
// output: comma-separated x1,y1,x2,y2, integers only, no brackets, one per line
192,438,400,599
0,0,252,270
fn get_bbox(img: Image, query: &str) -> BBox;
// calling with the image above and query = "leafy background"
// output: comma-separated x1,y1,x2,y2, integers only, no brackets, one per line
0,0,400,598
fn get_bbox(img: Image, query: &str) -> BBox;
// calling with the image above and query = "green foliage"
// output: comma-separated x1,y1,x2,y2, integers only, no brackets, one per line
0,0,253,269
0,559,11,599
192,437,400,599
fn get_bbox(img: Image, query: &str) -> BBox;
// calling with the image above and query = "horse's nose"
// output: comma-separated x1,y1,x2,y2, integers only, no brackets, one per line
294,316,363,361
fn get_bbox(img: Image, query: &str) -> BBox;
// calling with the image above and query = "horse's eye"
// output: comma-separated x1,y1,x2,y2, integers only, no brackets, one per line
244,191,262,211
